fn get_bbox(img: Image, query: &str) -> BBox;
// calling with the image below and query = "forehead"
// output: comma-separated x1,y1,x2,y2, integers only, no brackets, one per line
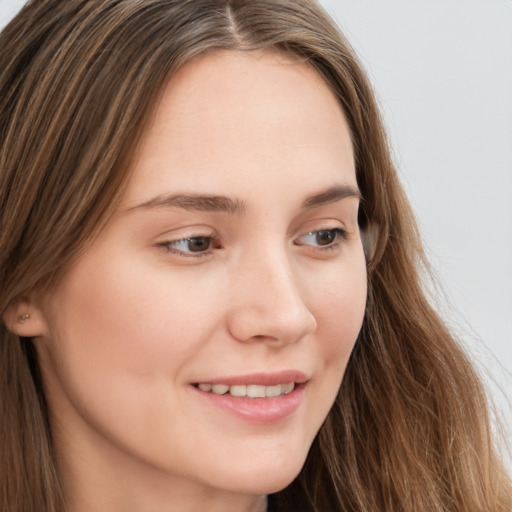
123,49,356,206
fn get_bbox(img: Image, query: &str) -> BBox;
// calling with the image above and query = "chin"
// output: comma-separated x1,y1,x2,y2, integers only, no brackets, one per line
255,469,303,495
210,451,307,496
221,472,301,496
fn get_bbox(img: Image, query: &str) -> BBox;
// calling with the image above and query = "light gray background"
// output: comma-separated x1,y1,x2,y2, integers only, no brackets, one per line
1,0,511,470
318,0,512,471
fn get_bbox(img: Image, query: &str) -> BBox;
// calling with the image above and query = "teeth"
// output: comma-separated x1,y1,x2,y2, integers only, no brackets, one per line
247,385,266,398
197,382,296,397
265,384,282,397
282,382,294,394
211,384,229,395
229,385,246,397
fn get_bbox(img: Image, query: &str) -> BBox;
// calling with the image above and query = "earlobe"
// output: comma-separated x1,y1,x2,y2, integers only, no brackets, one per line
2,297,48,338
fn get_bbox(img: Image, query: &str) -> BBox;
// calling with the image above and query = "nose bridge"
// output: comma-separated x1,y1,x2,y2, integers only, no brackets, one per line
227,241,317,344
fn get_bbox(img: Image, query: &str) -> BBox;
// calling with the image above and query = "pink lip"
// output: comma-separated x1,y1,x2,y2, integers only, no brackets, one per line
191,370,308,425
195,370,308,387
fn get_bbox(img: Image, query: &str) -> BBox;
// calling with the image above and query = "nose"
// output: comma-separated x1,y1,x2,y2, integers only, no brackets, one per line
226,247,317,346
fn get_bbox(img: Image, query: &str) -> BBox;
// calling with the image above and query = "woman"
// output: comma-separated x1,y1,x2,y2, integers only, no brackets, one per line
0,1,510,511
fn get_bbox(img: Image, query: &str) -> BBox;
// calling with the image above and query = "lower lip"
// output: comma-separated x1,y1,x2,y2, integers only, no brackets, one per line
192,384,306,424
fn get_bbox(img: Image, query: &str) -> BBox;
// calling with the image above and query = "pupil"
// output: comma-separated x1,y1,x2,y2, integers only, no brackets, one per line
316,230,335,246
188,237,210,252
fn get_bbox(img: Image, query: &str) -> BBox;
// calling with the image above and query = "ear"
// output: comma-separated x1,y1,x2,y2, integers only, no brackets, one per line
2,296,48,338
360,222,380,263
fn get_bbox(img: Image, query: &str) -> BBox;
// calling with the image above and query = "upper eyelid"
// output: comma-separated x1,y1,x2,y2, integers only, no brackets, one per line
157,226,217,245
156,228,216,243
292,219,348,238
157,222,348,243
298,227,347,237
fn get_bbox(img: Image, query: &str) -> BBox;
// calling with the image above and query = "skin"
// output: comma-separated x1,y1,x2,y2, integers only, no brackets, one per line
18,50,367,511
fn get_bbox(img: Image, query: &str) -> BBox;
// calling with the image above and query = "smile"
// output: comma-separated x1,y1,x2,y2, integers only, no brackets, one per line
196,382,295,397
192,372,307,423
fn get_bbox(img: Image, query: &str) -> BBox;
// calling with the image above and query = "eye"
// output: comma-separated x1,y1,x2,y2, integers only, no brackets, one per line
295,228,347,249
160,235,218,257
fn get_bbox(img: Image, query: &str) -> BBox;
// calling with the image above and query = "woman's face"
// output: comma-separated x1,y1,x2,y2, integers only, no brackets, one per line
33,51,367,506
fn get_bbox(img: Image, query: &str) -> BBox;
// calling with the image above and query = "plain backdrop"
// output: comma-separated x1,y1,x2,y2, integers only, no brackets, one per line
1,0,511,470
318,0,512,470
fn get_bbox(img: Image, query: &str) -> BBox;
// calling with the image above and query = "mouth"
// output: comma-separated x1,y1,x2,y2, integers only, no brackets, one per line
194,382,296,398
191,371,308,424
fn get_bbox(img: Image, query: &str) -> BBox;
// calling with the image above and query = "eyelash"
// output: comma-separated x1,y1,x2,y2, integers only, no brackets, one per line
158,227,347,258
294,228,347,251
159,233,218,258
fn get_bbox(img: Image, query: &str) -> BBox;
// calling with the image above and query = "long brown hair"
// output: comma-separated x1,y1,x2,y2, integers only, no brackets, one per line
0,1,510,511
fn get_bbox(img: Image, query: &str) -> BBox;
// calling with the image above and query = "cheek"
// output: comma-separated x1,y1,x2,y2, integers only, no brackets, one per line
51,255,215,358
37,254,231,467
40,255,222,418
307,253,367,419
315,255,367,358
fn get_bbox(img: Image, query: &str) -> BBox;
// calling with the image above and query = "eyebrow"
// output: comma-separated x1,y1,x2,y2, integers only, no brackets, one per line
128,184,361,215
301,184,362,209
128,193,246,215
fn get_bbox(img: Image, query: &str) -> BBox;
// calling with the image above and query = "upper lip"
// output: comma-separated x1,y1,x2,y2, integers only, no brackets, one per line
194,370,309,387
